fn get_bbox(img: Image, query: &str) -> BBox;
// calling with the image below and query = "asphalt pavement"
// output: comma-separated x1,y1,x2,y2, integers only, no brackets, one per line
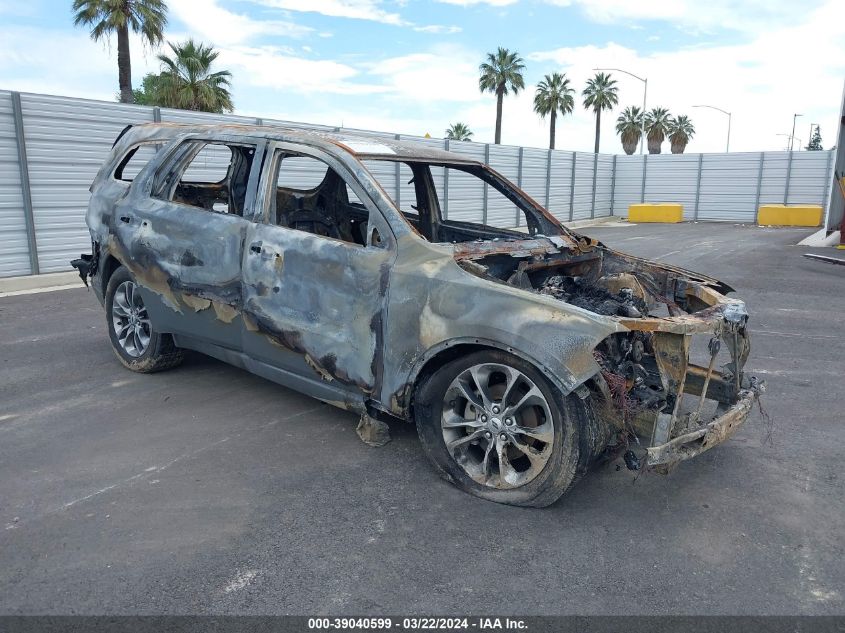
1,222,842,615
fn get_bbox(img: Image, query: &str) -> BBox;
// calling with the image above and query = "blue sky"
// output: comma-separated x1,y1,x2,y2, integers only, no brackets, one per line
1,0,843,152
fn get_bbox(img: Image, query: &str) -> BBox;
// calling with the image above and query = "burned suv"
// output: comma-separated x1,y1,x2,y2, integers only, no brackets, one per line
73,123,761,507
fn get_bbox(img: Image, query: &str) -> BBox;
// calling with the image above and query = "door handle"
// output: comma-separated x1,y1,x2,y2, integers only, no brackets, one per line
119,215,132,224
249,242,262,254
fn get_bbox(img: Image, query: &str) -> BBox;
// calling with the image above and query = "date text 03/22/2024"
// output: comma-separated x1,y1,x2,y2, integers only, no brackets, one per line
307,617,528,630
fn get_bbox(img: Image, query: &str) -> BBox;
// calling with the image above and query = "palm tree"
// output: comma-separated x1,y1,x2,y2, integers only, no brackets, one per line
478,47,525,144
667,115,695,154
445,123,473,141
615,106,644,155
533,72,574,150
582,72,618,154
73,0,168,104
156,39,234,113
644,107,672,154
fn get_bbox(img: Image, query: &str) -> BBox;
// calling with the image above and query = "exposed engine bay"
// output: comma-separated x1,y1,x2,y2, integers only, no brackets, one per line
455,238,760,470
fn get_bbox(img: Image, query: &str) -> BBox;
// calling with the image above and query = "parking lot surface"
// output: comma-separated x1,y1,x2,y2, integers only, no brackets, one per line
1,222,843,615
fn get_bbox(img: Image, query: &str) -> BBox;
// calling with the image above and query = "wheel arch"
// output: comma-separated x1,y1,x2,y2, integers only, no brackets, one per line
98,251,125,298
405,336,586,419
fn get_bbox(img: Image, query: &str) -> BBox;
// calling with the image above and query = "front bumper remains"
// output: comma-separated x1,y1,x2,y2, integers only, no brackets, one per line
646,385,762,468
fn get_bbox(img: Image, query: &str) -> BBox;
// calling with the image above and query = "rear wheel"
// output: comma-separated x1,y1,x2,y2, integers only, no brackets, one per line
413,349,594,507
105,266,184,373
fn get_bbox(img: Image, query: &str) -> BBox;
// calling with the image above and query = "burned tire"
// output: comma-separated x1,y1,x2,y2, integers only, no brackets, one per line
413,349,593,507
105,266,184,373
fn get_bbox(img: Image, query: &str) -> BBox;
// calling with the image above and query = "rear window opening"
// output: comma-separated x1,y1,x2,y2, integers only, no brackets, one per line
113,142,165,182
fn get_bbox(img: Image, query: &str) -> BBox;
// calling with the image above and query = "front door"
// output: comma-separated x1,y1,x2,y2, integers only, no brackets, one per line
240,143,395,399
114,137,265,351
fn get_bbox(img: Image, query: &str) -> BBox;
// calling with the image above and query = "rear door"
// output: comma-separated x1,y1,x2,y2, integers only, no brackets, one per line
240,143,396,399
113,136,265,350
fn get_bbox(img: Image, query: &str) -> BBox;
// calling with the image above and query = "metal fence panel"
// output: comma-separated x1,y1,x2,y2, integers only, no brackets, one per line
158,108,255,126
0,91,29,276
758,152,789,205
262,117,336,133
21,93,154,273
485,144,520,227
642,153,699,219
594,154,614,218
521,147,548,209
547,150,574,222
612,155,645,215
698,152,760,222
786,151,831,206
572,152,594,220
444,140,486,223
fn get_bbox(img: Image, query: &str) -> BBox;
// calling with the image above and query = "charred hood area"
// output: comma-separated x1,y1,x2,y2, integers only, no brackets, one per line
454,238,735,322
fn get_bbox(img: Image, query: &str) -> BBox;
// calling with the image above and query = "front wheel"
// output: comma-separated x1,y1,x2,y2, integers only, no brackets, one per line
414,350,594,507
105,266,184,373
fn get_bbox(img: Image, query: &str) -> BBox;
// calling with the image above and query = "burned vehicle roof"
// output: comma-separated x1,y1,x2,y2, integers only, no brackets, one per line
114,122,478,163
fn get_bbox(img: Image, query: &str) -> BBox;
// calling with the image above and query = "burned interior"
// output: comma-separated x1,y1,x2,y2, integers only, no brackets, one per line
74,123,762,507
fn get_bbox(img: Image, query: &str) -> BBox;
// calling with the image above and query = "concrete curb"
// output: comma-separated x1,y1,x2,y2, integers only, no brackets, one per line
562,216,625,229
797,228,841,248
0,271,80,294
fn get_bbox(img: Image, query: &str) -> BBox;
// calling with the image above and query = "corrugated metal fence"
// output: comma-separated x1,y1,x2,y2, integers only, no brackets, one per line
0,90,835,277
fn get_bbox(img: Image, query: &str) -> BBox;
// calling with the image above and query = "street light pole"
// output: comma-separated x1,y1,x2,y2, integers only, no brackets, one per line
594,67,647,154
641,77,648,155
790,113,803,151
692,104,731,152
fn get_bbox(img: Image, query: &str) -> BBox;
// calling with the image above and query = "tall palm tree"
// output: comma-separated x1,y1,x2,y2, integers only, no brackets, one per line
667,115,695,154
533,72,574,150
615,106,644,155
644,107,672,154
156,39,233,113
582,72,618,154
478,47,525,145
72,0,168,104
445,122,473,141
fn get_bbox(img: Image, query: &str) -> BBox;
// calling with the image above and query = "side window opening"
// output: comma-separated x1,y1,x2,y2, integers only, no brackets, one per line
270,153,371,247
359,160,560,244
354,160,418,226
113,142,164,182
153,141,256,216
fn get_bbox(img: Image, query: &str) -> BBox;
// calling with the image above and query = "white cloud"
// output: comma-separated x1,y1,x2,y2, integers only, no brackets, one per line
364,46,482,103
436,0,518,6
413,25,463,34
251,0,459,33
254,0,405,25
168,0,312,45
545,0,822,35
220,46,388,95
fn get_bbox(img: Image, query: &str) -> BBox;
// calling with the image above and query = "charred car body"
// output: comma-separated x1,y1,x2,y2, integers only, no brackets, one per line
73,123,762,506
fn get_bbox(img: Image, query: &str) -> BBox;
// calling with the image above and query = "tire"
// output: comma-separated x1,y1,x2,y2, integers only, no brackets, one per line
105,265,184,373
413,349,595,507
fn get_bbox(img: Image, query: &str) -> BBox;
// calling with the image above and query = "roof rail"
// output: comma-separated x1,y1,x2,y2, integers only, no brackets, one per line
112,124,134,148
